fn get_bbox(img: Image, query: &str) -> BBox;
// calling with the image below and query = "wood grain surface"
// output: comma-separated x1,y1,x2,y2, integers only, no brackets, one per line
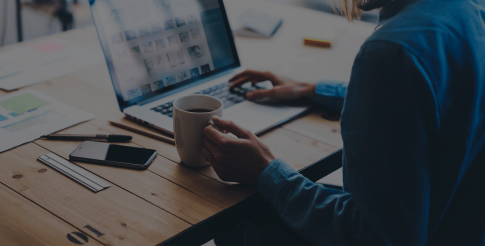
34,123,249,224
0,183,103,246
0,144,190,246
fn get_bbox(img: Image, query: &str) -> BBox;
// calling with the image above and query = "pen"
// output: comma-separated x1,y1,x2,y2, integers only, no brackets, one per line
41,134,133,142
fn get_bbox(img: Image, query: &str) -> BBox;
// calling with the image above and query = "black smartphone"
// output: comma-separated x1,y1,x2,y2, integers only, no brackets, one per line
69,141,157,170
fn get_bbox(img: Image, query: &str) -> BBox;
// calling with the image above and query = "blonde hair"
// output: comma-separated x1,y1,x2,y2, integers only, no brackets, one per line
336,0,391,21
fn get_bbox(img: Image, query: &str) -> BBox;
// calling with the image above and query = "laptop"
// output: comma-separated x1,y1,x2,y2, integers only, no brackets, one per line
90,0,309,135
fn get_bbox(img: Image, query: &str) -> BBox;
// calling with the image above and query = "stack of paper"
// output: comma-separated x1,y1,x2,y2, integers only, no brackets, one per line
0,90,97,153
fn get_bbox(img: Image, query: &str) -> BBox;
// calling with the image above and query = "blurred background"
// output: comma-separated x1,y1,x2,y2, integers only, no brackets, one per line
0,0,378,47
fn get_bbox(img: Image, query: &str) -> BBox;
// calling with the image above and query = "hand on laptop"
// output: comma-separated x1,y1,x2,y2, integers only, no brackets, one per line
229,70,316,101
201,116,275,185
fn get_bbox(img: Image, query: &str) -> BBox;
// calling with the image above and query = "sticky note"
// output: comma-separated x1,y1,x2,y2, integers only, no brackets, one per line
0,114,7,122
32,41,67,53
0,93,50,115
304,38,332,48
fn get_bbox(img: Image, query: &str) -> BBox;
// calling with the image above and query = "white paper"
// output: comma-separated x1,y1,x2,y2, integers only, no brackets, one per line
0,90,97,153
234,9,282,38
317,168,343,187
0,39,102,90
235,27,269,38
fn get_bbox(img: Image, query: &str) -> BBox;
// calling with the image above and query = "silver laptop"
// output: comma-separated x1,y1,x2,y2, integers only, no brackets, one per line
90,0,309,135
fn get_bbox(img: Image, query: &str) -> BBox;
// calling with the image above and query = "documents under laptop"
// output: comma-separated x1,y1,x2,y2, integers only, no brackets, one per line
38,153,111,193
0,90,97,153
90,0,308,135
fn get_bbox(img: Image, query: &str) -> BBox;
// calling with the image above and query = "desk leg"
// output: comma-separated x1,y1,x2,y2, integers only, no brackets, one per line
16,0,22,42
55,0,74,31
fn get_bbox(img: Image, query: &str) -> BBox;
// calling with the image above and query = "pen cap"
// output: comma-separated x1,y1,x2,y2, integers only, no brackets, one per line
107,135,133,142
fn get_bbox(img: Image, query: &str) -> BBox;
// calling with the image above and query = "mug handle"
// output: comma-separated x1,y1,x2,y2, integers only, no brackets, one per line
208,118,224,133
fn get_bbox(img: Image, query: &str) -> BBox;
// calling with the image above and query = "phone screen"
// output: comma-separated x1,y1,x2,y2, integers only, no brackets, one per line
71,141,156,165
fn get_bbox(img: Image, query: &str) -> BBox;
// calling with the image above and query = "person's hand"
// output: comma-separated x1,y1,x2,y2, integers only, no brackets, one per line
229,70,316,101
201,116,275,185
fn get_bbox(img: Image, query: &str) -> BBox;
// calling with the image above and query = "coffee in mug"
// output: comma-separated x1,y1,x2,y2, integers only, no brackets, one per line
173,95,223,167
185,108,213,113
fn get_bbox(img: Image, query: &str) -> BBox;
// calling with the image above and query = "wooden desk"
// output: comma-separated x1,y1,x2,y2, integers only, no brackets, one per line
0,1,375,245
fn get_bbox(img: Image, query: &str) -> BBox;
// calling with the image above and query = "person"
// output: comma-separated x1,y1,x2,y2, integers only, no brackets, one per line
201,0,485,244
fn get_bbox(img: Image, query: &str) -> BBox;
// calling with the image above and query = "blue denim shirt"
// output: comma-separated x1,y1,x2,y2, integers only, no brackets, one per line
257,0,485,244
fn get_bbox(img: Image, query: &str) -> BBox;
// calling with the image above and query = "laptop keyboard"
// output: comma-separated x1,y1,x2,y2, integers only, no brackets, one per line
150,82,261,118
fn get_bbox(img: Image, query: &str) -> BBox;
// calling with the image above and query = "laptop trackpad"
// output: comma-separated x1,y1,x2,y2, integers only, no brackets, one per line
224,102,294,133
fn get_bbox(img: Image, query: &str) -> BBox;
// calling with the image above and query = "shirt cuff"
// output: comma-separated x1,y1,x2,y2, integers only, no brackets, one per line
314,80,347,114
256,158,298,204
315,80,347,98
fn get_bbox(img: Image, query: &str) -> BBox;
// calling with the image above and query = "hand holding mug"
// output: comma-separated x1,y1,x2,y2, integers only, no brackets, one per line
201,116,275,185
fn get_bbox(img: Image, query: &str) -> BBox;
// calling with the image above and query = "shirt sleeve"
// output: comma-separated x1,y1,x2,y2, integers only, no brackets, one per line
257,159,381,245
314,81,348,114
257,41,436,245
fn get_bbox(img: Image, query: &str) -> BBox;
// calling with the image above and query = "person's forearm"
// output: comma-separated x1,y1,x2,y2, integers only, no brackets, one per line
314,81,348,114
257,159,382,245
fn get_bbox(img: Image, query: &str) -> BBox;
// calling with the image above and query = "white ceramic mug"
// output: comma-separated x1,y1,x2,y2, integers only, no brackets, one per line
173,95,223,168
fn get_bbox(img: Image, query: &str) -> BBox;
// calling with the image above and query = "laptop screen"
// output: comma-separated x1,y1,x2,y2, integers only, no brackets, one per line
90,0,240,110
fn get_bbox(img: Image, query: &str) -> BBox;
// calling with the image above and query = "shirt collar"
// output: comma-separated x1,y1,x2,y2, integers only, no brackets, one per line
375,0,413,29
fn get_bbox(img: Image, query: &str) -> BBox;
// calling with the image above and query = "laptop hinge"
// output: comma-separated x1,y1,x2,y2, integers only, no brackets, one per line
136,69,236,106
